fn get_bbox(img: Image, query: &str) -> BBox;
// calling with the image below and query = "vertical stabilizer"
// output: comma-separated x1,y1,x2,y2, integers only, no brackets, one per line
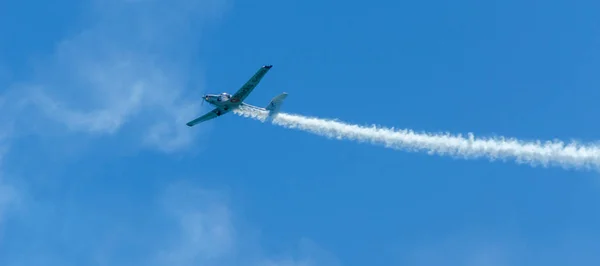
265,92,288,116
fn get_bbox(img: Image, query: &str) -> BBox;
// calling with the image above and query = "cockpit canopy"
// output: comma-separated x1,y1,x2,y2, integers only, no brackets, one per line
218,92,231,102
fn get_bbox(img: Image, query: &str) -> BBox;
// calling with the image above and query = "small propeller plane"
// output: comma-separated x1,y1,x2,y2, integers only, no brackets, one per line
186,65,287,127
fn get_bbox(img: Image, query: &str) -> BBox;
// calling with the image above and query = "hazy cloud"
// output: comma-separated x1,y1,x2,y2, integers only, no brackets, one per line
157,183,236,266
154,182,340,266
15,0,229,152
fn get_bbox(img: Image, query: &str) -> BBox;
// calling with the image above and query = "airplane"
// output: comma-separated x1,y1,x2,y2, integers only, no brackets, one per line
186,65,288,127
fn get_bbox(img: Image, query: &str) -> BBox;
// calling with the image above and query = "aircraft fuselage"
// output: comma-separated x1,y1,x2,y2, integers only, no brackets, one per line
203,92,241,115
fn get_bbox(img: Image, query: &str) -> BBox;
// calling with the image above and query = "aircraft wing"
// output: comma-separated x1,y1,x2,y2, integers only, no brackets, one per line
230,65,272,103
186,108,221,127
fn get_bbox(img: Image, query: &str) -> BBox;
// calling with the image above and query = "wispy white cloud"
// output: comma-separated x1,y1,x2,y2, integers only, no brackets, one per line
157,182,236,266
11,0,229,152
154,182,340,266
0,177,338,266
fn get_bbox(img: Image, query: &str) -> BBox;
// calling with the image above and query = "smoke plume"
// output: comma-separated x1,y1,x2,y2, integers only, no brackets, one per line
234,106,600,171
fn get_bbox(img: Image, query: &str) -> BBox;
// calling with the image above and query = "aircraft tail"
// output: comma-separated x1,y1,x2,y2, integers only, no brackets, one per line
265,92,288,117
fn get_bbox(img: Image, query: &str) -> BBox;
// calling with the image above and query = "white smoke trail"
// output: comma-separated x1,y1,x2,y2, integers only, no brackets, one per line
234,106,600,171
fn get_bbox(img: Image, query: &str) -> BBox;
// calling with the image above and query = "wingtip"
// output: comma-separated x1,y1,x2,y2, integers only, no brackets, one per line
264,65,273,69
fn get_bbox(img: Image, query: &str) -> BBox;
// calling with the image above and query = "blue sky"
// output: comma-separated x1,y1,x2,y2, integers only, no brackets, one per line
1,0,600,265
